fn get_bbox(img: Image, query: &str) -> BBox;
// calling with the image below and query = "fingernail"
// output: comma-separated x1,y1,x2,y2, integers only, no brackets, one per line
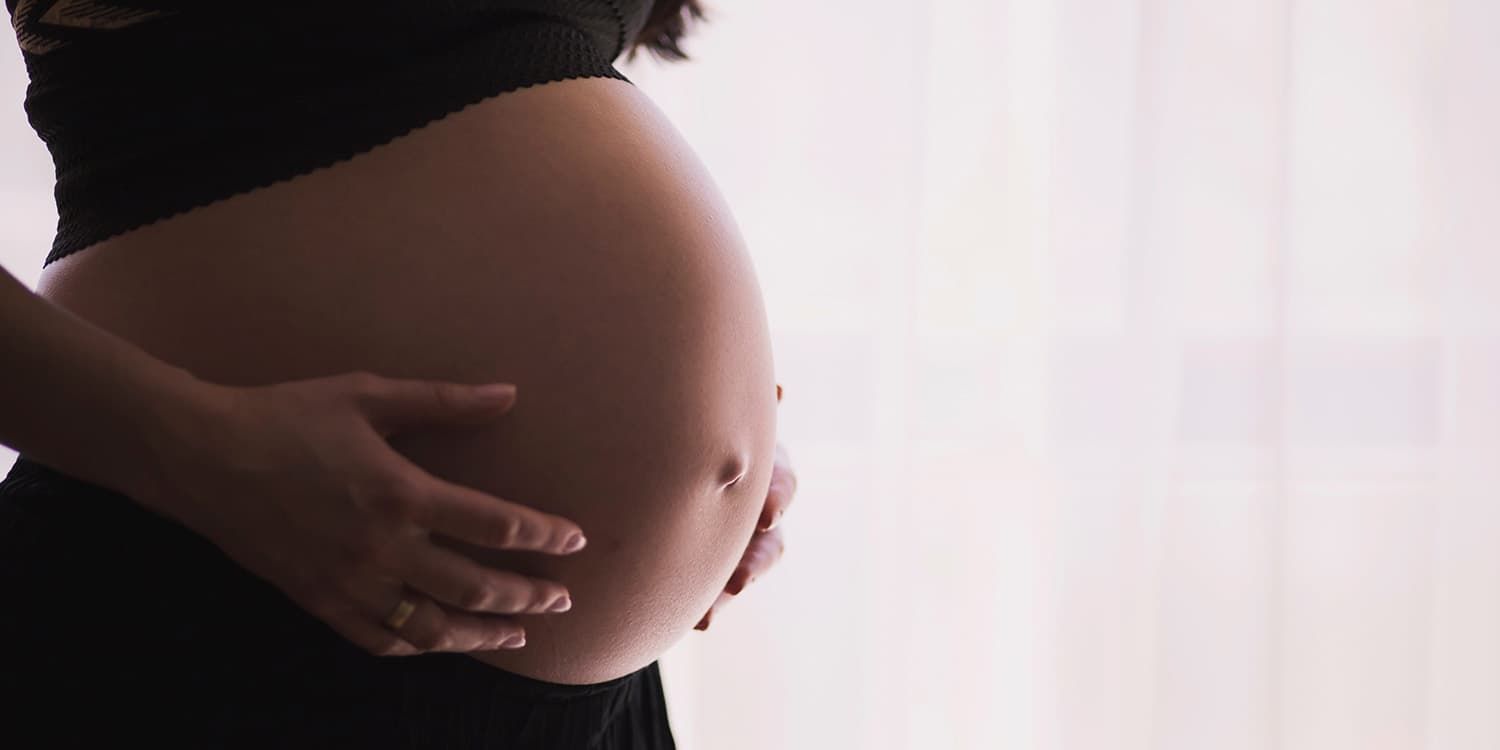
726,571,747,596
501,633,526,649
764,508,783,532
561,532,587,553
776,383,783,402
548,595,572,612
695,613,711,631
475,383,516,401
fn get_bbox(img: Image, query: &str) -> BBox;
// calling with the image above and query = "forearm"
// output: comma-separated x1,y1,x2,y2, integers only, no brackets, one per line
0,263,219,510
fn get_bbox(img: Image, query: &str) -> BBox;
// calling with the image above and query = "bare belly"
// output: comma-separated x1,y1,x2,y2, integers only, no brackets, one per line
33,76,779,684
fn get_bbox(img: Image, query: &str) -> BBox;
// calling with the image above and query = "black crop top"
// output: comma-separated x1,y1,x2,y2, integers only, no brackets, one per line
5,0,653,268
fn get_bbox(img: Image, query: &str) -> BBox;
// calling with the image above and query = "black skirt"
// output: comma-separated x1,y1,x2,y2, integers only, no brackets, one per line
0,455,677,749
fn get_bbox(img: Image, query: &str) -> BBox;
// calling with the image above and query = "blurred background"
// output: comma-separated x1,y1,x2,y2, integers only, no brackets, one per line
4,0,1498,748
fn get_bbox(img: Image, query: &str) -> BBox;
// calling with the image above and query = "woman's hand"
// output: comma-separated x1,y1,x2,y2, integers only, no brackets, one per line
141,371,587,657
694,385,797,631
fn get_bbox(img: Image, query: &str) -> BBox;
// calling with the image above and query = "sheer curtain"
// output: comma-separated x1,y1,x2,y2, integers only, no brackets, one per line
621,0,1499,748
4,1,1498,748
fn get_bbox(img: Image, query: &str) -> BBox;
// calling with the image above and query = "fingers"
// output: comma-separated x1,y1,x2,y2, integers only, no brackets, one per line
298,590,421,657
757,441,798,532
330,614,422,656
337,571,533,655
411,473,588,555
331,535,570,657
699,437,797,633
694,589,734,631
354,373,518,438
379,594,529,654
695,527,786,631
402,539,573,616
726,526,785,596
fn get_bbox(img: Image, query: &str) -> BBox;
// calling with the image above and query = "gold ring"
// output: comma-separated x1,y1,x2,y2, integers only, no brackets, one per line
384,597,417,631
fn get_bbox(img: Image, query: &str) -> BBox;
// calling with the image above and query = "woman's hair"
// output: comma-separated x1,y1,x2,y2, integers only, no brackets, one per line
626,0,708,62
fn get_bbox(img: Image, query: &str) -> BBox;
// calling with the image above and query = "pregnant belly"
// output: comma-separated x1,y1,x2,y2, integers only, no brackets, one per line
34,77,779,684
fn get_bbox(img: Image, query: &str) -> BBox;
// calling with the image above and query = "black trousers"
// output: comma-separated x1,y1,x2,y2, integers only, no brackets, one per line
0,455,676,749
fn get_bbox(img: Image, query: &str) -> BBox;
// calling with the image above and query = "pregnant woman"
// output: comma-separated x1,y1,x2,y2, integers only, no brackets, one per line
0,0,797,747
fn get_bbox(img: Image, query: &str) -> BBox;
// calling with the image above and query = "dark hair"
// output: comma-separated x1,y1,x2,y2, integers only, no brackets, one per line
625,0,708,63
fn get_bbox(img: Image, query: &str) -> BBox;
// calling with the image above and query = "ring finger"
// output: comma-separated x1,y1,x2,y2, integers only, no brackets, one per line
364,584,529,654
403,536,573,617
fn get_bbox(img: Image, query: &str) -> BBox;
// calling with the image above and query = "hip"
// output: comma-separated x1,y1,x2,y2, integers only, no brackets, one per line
0,457,675,748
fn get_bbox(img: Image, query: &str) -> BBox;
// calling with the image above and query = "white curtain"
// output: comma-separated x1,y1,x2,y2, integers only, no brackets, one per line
622,0,1500,748
5,1,1498,748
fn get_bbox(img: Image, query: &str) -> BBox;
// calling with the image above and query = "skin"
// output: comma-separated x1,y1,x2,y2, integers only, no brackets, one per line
696,416,796,632
34,76,790,684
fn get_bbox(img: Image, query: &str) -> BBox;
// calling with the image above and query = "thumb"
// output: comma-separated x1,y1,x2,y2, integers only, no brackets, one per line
359,378,517,437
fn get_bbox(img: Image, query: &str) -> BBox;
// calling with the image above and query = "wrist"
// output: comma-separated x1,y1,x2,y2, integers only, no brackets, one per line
126,363,235,518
